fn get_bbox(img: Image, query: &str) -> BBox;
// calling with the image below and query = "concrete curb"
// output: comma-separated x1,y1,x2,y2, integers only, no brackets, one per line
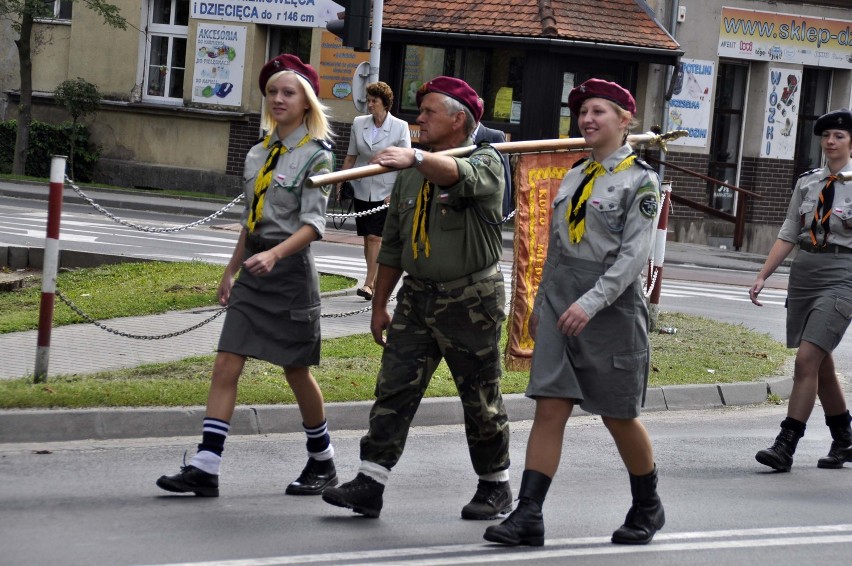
0,377,793,444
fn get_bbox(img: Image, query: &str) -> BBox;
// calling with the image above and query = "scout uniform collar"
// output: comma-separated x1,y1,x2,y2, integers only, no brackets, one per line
591,143,634,173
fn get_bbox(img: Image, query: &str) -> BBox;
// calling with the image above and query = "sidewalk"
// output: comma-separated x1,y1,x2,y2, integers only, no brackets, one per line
0,181,793,443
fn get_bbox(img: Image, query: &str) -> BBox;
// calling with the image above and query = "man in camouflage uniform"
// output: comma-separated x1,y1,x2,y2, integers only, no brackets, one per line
322,76,512,519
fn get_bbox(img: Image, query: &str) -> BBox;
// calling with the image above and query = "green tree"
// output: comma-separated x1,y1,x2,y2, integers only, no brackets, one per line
0,0,126,175
54,77,101,178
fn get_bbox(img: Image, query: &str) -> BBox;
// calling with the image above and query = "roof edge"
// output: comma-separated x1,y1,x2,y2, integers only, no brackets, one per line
382,28,683,63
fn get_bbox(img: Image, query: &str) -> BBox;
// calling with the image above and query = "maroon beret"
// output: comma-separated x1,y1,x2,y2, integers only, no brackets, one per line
814,108,852,135
258,54,319,96
416,76,484,123
567,78,636,116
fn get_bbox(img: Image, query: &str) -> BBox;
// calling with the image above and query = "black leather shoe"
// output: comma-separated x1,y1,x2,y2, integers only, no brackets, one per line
286,457,338,495
461,480,513,520
322,473,384,518
156,465,219,497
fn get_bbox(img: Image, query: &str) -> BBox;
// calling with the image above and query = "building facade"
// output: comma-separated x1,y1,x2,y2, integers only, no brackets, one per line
3,0,679,193
659,0,852,252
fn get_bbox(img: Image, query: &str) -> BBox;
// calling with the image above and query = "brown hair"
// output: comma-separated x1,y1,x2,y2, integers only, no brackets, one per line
366,81,394,109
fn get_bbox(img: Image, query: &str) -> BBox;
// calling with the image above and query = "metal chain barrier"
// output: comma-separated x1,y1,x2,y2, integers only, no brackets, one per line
55,290,228,340
66,175,245,233
55,290,379,339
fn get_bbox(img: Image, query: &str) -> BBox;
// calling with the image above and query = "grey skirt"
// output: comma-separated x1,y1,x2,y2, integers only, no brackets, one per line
527,255,650,419
218,246,321,367
786,249,852,352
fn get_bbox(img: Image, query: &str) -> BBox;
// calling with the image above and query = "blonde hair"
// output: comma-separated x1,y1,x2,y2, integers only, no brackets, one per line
603,99,639,144
261,70,334,141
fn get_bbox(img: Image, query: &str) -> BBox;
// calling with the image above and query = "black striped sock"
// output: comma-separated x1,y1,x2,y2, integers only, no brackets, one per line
198,417,230,457
304,420,330,455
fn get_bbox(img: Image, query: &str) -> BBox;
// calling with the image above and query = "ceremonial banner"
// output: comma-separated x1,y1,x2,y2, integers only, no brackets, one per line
505,151,588,370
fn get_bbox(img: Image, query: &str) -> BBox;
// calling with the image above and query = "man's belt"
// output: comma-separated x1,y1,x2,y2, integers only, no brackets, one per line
417,264,501,293
799,241,852,254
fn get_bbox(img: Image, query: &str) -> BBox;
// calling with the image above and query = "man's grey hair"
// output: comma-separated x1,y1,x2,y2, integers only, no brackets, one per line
442,95,476,137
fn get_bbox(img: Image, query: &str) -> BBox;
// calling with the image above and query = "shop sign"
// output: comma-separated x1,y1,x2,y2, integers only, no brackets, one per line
719,6,852,70
667,59,714,148
760,67,802,160
318,31,369,102
190,0,340,27
191,23,246,106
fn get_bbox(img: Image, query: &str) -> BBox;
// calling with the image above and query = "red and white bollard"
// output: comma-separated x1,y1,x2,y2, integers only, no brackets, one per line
647,181,672,318
34,156,67,382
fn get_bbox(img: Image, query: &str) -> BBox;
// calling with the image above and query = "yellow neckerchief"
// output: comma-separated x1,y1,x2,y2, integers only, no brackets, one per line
567,154,636,244
411,177,432,259
247,133,312,233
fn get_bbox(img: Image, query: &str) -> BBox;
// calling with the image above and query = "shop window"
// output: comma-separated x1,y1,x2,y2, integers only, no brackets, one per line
39,0,72,20
143,0,189,104
400,45,524,125
794,68,832,177
268,27,312,65
707,62,748,214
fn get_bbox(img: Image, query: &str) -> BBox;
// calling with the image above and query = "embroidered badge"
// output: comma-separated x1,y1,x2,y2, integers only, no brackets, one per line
639,195,658,219
469,155,492,166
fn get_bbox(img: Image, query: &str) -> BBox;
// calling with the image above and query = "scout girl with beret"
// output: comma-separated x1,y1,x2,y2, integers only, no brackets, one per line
750,108,852,472
485,78,664,547
157,54,338,498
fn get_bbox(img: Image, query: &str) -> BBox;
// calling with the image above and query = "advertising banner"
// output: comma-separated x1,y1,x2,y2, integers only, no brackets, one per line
718,6,852,70
667,59,714,148
318,31,369,101
504,151,587,370
760,67,802,159
189,0,340,27
191,23,246,106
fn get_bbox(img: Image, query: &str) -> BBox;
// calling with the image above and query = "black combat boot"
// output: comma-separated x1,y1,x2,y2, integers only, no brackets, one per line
461,480,513,520
817,411,852,469
611,466,665,545
285,457,338,495
322,473,385,518
483,470,551,547
755,427,802,472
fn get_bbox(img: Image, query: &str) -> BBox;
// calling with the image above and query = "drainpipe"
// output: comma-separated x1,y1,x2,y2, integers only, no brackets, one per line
657,0,682,183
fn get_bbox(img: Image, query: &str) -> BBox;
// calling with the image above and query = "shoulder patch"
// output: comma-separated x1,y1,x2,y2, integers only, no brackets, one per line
314,138,333,151
639,193,658,219
311,158,332,174
636,181,659,196
799,168,821,178
469,153,493,167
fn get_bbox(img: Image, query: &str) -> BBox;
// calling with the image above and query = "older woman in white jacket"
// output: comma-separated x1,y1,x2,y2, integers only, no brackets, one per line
338,81,411,300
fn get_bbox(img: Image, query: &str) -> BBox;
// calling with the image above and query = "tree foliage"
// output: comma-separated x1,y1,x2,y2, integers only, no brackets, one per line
54,77,101,123
2,0,127,175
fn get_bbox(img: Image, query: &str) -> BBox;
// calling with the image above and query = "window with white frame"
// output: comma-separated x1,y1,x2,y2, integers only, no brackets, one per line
40,0,72,20
144,0,189,104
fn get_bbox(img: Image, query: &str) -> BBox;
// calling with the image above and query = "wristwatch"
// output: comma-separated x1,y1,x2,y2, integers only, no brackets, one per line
412,148,424,168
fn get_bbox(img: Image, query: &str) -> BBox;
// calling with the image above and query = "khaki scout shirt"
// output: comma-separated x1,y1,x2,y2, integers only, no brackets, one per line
377,144,505,282
777,161,852,247
544,143,660,318
241,124,333,241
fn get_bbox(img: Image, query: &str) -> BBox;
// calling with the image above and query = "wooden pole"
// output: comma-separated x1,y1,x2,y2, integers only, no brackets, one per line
307,131,686,188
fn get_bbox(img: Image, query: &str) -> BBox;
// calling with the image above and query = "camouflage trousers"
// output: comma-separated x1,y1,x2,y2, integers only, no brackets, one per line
360,272,511,476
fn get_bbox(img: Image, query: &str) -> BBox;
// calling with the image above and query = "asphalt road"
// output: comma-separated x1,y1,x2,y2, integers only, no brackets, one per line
2,406,851,565
3,188,852,565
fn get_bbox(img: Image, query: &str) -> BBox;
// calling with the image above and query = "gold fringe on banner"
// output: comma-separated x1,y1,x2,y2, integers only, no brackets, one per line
504,151,588,371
